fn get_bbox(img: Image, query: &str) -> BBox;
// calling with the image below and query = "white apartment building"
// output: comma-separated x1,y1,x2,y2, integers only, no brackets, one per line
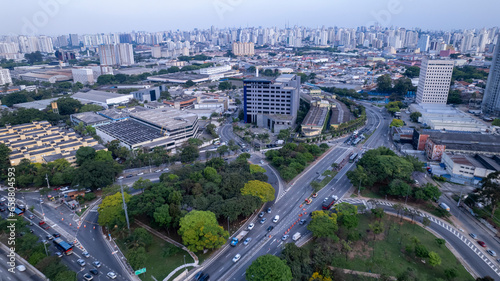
232,42,254,56
99,44,118,66
243,74,300,131
99,43,135,66
415,58,454,104
72,68,94,85
0,67,12,85
117,43,135,66
199,65,231,75
482,42,500,115
151,46,161,58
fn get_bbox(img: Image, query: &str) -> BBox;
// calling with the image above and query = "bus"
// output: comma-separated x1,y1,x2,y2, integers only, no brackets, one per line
53,238,73,255
322,196,338,210
349,153,358,163
13,208,24,216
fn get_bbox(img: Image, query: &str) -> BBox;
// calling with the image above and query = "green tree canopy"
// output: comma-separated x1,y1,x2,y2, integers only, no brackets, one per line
178,210,228,252
390,119,404,127
307,211,339,240
97,192,131,228
246,254,293,281
241,180,275,203
410,111,422,123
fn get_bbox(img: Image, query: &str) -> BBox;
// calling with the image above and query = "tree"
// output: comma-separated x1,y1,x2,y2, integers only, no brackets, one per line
184,80,195,88
180,145,199,163
75,146,96,165
371,207,385,220
410,111,422,123
369,221,384,241
309,272,332,281
246,254,293,281
0,143,11,180
428,251,441,267
80,104,103,112
218,81,232,90
178,210,228,252
478,171,500,217
97,192,131,228
422,217,431,228
435,238,446,248
188,138,203,146
339,240,352,262
126,246,147,270
376,74,393,93
447,90,462,104
308,211,339,240
492,118,500,126
249,164,266,174
390,119,404,127
56,97,82,115
154,204,172,228
24,51,43,64
241,180,275,203
404,66,420,78
131,228,153,249
444,268,458,280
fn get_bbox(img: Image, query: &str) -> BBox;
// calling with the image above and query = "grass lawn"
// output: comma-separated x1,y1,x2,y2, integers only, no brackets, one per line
330,214,474,281
116,234,194,281
359,188,384,199
318,171,338,188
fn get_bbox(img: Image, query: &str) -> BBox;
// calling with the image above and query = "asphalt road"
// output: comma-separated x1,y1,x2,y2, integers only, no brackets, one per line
0,244,45,281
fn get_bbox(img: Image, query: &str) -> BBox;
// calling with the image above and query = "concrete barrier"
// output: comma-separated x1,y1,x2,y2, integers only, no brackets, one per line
0,242,48,280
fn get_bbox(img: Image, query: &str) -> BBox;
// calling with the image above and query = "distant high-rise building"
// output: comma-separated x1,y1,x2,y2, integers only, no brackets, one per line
119,34,132,44
99,44,118,66
69,34,79,46
38,36,54,53
417,34,430,52
482,44,500,115
0,67,12,85
151,46,161,58
416,58,454,104
232,42,254,56
57,35,68,47
117,43,135,66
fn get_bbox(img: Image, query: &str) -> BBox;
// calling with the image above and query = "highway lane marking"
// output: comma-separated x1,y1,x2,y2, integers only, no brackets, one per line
218,267,225,272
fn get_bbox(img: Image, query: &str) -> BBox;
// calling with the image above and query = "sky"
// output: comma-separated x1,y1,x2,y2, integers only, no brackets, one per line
2,0,499,36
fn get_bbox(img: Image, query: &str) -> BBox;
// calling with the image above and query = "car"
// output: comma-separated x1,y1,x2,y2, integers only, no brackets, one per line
55,252,62,258
90,269,99,275
247,223,255,230
469,233,477,239
194,272,203,280
323,197,329,202
281,234,290,241
46,234,53,240
260,218,266,224
53,233,60,238
107,271,117,279
92,261,102,268
41,239,48,244
83,273,93,281
299,219,306,225
232,254,241,263
16,265,26,272
39,221,46,226
0,207,5,212
126,174,133,178
28,214,34,219
53,187,60,191
497,258,500,263
118,176,124,180
312,193,318,198
305,198,312,204
163,168,170,171
273,215,279,223
85,189,91,193
267,207,272,213
155,169,162,173
199,273,210,281
258,212,265,218
82,251,90,258
478,241,487,247
138,172,144,176
77,259,86,267
267,225,274,232
60,186,69,191
243,237,252,245
487,250,497,257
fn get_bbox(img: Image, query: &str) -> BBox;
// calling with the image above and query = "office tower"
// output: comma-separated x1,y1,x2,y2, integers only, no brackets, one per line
72,68,94,85
69,34,79,46
417,34,430,52
117,43,135,66
232,42,254,56
57,35,68,47
416,58,454,104
243,74,300,131
99,44,118,66
482,44,500,115
151,46,161,58
0,68,12,85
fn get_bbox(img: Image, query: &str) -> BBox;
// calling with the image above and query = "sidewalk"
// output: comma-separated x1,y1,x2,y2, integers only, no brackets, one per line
329,266,397,280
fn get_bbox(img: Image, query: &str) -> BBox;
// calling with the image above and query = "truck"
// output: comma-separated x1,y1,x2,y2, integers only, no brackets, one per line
322,195,338,210
439,202,450,212
230,230,249,246
292,232,301,241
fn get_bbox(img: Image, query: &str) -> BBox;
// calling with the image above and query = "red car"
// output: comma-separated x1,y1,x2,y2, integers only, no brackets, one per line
53,187,61,191
478,241,487,247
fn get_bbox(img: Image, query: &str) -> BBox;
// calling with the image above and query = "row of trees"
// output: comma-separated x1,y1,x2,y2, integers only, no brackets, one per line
265,143,329,181
376,74,417,101
346,147,441,202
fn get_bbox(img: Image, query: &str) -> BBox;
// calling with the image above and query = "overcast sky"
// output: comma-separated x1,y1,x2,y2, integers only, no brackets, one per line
2,0,498,36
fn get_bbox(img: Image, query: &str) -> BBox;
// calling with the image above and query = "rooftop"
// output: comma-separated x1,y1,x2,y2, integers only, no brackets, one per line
96,120,166,146
72,90,132,103
130,107,198,132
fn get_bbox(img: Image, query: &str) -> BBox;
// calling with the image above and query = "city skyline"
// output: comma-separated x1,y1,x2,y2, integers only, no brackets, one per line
2,0,499,36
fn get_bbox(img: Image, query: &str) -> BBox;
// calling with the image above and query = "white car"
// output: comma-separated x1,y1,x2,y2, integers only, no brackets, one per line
16,265,26,272
155,170,162,173
107,271,117,279
60,186,69,191
77,259,86,267
163,168,170,171
247,223,255,230
232,254,241,263
137,172,144,176
118,176,124,180
82,251,90,258
273,215,280,223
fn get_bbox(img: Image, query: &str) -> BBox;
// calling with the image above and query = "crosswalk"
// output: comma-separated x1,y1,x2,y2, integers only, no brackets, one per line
337,197,500,277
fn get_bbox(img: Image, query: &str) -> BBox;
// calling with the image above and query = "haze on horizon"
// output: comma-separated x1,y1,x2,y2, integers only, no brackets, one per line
1,0,498,36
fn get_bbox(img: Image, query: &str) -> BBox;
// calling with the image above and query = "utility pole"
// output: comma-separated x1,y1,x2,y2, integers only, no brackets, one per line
120,181,130,231
45,174,50,190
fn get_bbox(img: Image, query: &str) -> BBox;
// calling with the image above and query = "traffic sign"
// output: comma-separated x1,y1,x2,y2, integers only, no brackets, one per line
135,268,146,275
